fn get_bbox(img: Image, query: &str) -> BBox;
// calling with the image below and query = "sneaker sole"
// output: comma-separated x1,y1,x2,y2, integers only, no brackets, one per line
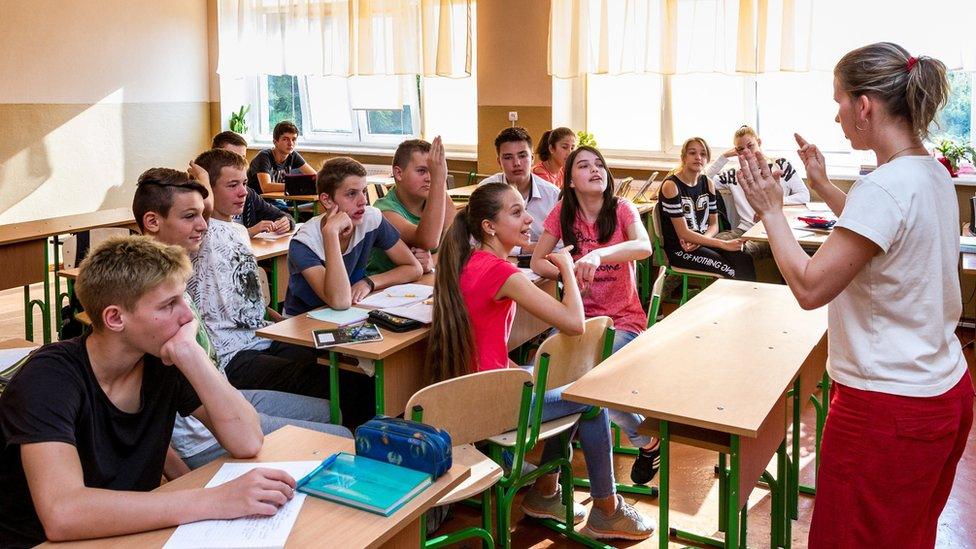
580,524,654,541
521,506,585,525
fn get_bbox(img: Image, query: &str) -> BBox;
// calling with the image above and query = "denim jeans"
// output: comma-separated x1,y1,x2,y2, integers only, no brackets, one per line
184,389,353,469
605,330,653,449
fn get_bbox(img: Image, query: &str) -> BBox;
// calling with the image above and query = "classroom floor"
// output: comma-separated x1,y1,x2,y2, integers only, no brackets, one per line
2,285,974,548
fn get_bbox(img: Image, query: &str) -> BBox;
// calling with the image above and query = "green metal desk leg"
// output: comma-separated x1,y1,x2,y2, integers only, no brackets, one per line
53,236,62,333
374,359,385,416
291,200,300,222
671,435,740,548
799,373,831,497
790,378,801,519
658,420,670,549
268,260,281,313
328,352,342,425
778,440,791,548
24,244,53,343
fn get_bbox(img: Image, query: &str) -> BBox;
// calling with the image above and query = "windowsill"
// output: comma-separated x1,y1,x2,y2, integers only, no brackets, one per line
604,154,976,187
247,142,478,162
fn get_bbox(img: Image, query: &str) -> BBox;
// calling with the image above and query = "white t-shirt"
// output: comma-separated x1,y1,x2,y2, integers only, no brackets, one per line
827,156,966,397
187,218,271,371
479,173,560,242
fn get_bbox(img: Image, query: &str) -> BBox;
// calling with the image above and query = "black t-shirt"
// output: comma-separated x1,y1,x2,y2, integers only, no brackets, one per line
657,173,717,251
246,148,308,193
0,337,201,548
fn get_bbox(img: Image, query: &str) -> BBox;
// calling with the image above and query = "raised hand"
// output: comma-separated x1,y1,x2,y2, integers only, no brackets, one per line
794,133,827,187
208,468,296,518
428,136,447,188
737,148,784,219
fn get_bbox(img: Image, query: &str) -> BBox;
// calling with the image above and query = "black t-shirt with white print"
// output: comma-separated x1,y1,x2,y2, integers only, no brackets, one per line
245,148,308,193
0,336,201,548
657,173,717,251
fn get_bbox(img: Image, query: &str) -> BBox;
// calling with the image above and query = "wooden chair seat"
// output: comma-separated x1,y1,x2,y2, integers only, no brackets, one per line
436,444,503,505
487,413,580,447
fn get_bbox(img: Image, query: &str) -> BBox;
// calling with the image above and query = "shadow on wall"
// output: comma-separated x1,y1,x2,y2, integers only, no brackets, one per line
0,103,91,220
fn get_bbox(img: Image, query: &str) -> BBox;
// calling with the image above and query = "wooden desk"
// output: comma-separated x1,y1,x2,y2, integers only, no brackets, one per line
0,208,137,342
257,274,557,420
59,233,296,308
0,338,36,350
447,184,478,200
564,280,827,548
742,205,831,249
41,426,471,549
262,192,319,221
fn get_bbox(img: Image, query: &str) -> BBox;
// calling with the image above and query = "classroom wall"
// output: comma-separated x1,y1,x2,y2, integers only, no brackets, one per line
476,0,552,175
0,0,211,225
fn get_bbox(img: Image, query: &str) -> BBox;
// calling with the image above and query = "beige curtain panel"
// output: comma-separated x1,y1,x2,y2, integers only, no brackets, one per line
218,0,473,77
549,0,976,78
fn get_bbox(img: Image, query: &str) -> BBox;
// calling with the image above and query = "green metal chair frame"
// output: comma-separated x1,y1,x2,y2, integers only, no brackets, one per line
650,203,722,305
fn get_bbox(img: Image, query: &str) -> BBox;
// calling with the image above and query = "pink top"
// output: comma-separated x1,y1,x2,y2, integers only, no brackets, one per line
460,250,520,372
543,199,647,334
532,161,564,188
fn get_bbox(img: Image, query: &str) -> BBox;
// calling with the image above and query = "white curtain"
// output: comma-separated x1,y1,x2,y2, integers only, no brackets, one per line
218,0,473,77
549,0,976,78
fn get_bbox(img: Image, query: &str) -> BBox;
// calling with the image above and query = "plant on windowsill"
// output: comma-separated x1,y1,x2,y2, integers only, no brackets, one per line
229,105,250,134
934,139,975,177
577,130,598,148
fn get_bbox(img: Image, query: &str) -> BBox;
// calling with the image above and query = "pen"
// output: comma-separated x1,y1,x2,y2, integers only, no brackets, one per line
296,452,340,490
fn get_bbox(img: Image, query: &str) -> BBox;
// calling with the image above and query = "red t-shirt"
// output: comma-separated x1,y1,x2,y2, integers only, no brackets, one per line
460,250,520,372
543,199,647,334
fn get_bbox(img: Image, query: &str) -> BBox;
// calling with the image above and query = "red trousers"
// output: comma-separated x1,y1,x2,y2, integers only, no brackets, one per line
809,373,974,548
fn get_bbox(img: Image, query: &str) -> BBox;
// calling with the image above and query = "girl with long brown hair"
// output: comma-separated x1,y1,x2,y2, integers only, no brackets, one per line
427,182,653,541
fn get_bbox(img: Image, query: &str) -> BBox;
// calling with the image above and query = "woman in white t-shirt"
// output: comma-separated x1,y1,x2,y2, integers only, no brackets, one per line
736,42,973,548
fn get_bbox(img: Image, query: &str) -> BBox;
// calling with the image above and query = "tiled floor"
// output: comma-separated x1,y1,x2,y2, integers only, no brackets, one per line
1,285,974,548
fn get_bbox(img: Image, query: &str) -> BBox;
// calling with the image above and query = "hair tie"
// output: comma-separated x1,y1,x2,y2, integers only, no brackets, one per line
906,56,918,72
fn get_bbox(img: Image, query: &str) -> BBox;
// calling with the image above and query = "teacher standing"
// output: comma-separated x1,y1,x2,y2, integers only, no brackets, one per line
736,42,973,548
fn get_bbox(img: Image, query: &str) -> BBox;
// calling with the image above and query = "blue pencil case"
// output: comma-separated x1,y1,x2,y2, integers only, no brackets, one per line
354,416,453,480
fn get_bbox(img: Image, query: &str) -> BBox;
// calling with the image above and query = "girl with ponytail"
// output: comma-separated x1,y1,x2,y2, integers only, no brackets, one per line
427,182,653,541
735,42,971,548
532,127,577,187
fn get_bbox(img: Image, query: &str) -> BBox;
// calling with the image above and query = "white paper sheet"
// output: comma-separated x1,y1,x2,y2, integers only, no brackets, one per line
0,347,37,370
382,302,433,324
804,202,831,212
163,461,320,549
252,230,293,240
357,283,433,308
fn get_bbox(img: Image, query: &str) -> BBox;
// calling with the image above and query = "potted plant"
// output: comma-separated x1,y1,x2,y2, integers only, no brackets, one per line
934,139,975,177
577,130,597,148
229,105,250,134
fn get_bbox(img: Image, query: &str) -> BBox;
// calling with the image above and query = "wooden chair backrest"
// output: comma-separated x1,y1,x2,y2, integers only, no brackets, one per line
650,204,672,268
257,268,271,307
533,316,613,390
405,369,532,446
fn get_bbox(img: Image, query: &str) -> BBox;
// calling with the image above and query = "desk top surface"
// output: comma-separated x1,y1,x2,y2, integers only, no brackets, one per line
742,205,831,248
262,192,319,202
41,426,471,549
0,208,136,246
0,338,36,350
563,280,828,437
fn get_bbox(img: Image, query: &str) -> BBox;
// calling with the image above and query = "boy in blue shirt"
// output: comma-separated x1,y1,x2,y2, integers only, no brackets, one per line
285,157,422,316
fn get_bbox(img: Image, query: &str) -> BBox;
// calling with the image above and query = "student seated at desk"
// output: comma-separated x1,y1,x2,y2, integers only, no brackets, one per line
133,168,350,475
284,157,422,316
531,146,661,486
479,127,561,253
532,126,576,187
705,125,810,259
189,149,328,398
0,236,295,548
658,137,756,280
245,120,317,195
427,182,653,541
366,136,456,275
213,131,294,237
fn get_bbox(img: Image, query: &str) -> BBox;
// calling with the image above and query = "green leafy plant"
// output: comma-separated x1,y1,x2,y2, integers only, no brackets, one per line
935,139,976,172
229,105,250,134
577,130,598,148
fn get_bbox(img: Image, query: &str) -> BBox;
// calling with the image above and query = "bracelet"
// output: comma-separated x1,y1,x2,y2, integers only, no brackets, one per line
363,276,376,292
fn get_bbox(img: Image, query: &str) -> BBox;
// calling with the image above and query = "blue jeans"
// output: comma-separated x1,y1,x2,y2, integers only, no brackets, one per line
184,390,353,469
606,330,652,449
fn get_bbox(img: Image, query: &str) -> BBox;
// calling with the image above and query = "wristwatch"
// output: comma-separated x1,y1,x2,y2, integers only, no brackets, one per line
363,276,376,292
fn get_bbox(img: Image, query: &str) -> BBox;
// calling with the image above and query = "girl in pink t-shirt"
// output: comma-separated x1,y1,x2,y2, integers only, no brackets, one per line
426,182,653,540
532,145,661,486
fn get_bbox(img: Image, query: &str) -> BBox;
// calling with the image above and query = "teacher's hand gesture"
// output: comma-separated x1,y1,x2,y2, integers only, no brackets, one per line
794,133,828,188
736,148,784,220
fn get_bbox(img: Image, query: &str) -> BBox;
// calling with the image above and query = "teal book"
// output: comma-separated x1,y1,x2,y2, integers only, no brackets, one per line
296,452,433,516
